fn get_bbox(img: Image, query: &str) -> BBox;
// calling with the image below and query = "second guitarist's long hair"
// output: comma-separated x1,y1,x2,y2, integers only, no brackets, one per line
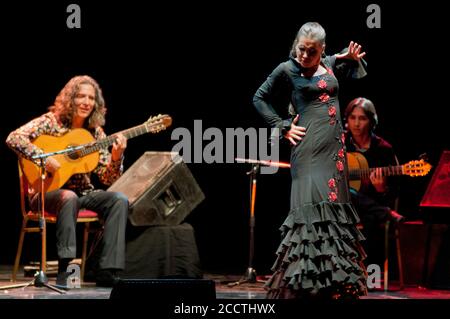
49,75,107,130
344,97,378,132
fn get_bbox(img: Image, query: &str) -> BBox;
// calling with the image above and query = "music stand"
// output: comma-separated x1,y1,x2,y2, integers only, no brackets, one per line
227,158,290,287
0,146,84,294
419,150,450,288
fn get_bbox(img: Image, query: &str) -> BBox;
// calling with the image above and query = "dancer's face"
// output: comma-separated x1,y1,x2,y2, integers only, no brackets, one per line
296,36,324,69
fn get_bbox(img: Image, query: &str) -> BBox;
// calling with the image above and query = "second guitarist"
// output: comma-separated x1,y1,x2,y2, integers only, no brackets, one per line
344,97,405,265
6,75,128,289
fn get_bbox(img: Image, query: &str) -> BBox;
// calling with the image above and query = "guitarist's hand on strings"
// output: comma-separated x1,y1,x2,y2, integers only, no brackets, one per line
285,114,306,146
44,156,61,174
112,133,127,161
370,167,387,193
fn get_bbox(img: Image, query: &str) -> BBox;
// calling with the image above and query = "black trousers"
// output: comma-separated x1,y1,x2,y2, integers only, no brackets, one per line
350,189,390,230
31,190,128,270
350,189,390,265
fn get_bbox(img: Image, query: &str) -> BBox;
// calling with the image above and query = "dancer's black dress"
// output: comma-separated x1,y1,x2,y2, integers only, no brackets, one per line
253,54,368,298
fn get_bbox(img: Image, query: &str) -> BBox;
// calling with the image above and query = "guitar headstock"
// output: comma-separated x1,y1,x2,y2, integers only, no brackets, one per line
145,114,172,133
403,159,432,177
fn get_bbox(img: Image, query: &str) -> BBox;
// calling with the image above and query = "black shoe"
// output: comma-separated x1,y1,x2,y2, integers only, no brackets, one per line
389,210,405,223
58,258,72,274
95,269,120,287
83,269,96,283
55,272,73,290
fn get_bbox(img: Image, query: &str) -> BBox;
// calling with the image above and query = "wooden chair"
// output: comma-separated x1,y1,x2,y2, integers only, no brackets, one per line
351,153,405,291
12,163,101,282
382,216,404,291
357,202,405,292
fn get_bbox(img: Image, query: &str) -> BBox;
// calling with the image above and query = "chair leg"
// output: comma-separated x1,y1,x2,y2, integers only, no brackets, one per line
88,227,104,259
12,221,27,282
395,227,404,290
421,224,433,287
384,220,405,292
81,223,90,282
384,220,390,292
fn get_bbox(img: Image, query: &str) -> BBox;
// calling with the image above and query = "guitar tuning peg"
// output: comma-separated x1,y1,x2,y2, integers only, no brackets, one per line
419,153,429,162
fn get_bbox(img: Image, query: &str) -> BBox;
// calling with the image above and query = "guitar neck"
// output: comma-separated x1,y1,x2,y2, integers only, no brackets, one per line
348,165,404,180
79,124,149,156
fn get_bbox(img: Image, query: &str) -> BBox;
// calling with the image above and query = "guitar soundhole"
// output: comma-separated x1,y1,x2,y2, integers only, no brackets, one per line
68,151,82,160
66,145,82,160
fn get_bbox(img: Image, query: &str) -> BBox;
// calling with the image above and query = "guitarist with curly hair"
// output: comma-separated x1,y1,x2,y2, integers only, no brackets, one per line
6,75,129,288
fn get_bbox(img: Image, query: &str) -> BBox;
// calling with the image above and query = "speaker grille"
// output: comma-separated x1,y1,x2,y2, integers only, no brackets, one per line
108,152,204,226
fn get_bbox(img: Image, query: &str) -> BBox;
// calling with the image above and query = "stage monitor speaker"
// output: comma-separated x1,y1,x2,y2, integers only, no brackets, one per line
123,223,202,279
109,278,216,301
108,152,205,226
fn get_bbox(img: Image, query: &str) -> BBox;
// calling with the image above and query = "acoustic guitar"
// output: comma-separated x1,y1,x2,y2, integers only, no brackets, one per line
347,151,432,191
20,114,172,193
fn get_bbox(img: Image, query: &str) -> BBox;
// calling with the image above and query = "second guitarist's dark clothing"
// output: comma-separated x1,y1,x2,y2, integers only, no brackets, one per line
346,133,398,208
345,133,399,264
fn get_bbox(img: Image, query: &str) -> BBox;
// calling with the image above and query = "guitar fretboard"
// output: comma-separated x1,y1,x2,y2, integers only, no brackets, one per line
78,124,149,157
348,166,404,180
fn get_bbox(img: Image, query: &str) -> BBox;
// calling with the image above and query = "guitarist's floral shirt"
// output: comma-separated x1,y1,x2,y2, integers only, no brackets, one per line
6,111,123,196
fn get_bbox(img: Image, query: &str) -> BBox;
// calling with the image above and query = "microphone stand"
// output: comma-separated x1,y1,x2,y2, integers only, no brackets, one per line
0,145,85,294
228,163,265,287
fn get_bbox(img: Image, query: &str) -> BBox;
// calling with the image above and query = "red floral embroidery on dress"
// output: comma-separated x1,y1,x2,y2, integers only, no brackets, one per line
338,148,345,159
317,79,327,89
328,177,338,202
328,178,336,189
328,105,336,117
328,191,338,202
341,133,345,145
319,93,330,103
328,105,336,125
326,67,334,75
336,160,344,172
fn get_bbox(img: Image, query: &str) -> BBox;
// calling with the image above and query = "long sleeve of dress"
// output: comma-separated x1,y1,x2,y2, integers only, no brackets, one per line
253,63,294,136
329,50,368,80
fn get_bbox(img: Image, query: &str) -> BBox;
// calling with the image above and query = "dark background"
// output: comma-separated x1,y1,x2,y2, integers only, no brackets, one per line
0,1,448,275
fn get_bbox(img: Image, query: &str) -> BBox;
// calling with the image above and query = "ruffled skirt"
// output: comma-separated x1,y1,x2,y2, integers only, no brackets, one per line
265,201,368,299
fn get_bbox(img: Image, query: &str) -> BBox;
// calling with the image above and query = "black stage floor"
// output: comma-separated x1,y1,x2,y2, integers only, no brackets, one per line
1,265,450,300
